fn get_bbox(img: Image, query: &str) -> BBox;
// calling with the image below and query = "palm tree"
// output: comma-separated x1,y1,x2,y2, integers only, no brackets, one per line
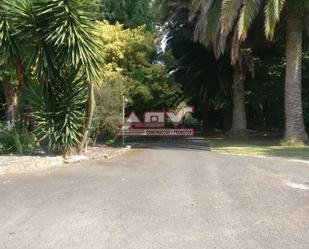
157,0,309,141
0,0,102,154
0,3,25,125
156,0,251,136
218,0,308,142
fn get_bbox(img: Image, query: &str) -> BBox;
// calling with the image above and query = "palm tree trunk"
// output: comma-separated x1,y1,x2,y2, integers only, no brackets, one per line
3,76,19,126
1,59,25,127
230,64,247,137
284,11,308,142
79,81,95,153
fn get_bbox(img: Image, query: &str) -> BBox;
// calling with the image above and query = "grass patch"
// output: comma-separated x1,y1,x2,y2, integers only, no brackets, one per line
208,137,309,161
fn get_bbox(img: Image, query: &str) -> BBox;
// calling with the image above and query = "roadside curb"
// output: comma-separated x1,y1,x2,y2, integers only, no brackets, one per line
93,146,132,160
0,146,131,175
0,156,64,175
64,146,132,163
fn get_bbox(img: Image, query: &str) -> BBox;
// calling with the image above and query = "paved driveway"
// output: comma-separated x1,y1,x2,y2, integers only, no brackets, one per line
0,143,309,249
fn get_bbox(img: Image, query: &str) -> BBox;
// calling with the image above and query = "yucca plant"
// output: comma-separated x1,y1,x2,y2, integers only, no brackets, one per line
32,0,102,152
25,70,87,156
0,0,103,154
0,1,26,124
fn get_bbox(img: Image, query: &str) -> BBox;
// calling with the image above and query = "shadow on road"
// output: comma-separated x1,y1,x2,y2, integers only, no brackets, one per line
131,138,210,151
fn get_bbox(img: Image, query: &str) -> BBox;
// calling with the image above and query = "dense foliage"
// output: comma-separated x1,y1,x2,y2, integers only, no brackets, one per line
93,21,182,138
0,0,102,155
155,0,309,141
0,124,36,154
99,0,154,30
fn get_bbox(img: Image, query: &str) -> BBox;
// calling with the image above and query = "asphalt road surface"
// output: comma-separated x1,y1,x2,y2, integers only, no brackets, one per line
1,142,309,249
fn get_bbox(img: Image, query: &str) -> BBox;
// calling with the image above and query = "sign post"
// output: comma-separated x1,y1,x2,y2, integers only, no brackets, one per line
122,96,128,145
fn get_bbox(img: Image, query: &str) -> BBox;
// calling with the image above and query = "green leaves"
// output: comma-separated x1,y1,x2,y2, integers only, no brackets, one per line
1,0,103,81
0,1,23,67
202,0,222,46
93,21,183,136
220,0,243,36
100,0,154,30
0,124,37,155
0,0,105,154
33,0,102,80
238,0,261,41
190,0,220,46
26,70,87,155
264,0,286,40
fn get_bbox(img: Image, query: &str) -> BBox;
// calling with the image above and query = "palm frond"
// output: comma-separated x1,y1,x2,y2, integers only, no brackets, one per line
264,0,286,40
1,0,57,82
34,0,102,80
190,0,218,45
231,27,241,64
218,0,243,56
26,69,87,154
238,0,261,41
202,0,222,46
0,1,22,66
155,0,190,23
189,0,214,21
220,0,243,35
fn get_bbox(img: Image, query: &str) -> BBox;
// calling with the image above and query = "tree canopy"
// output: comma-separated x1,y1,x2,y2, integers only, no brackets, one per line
99,0,154,30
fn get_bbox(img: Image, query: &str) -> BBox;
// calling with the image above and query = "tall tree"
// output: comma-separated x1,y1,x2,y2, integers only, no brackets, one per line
218,0,309,142
156,0,251,136
0,3,25,125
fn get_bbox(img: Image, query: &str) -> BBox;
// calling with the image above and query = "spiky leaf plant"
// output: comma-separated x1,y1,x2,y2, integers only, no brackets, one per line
26,69,87,155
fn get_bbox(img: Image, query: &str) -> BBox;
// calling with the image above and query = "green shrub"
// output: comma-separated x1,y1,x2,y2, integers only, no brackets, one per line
25,71,87,155
0,125,37,154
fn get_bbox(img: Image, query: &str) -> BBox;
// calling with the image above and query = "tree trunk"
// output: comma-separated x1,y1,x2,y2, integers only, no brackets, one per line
92,128,100,147
284,11,308,142
201,98,209,136
1,59,24,127
15,58,25,88
79,81,95,153
229,64,247,137
3,76,19,126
